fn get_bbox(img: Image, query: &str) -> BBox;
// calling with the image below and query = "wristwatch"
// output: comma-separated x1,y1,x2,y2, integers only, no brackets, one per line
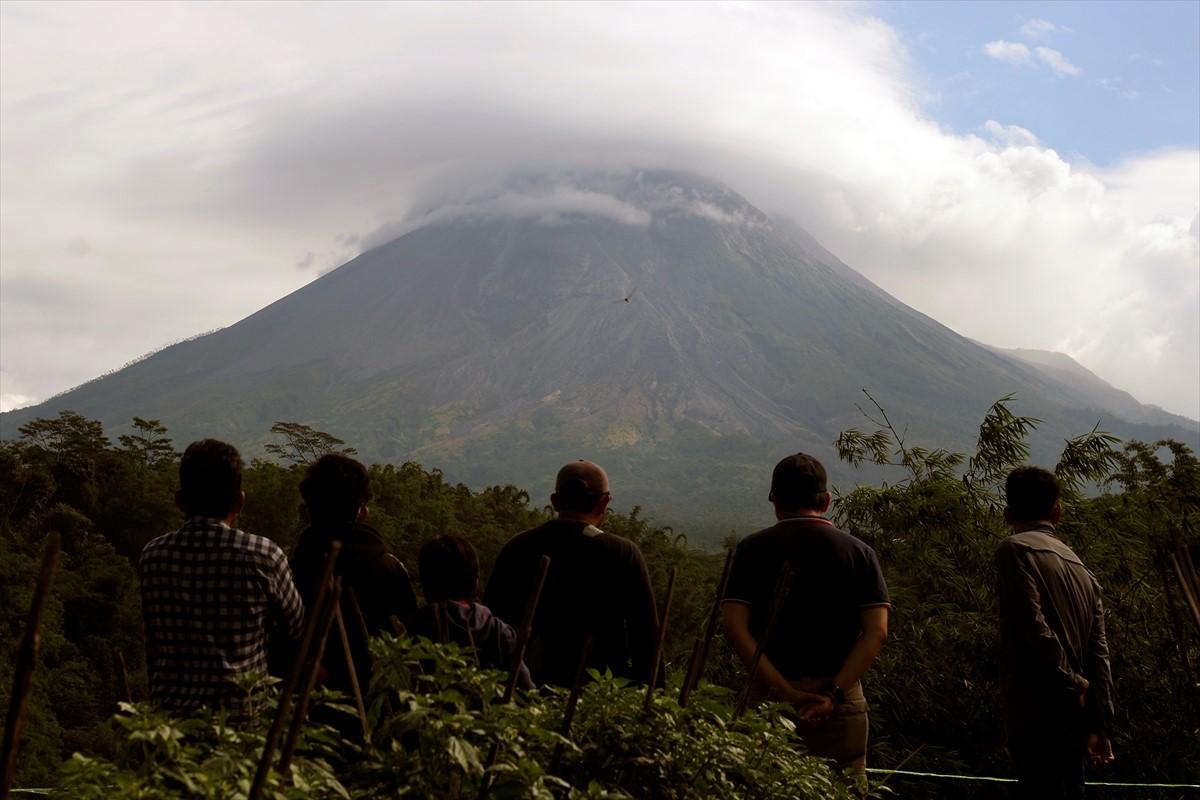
819,680,846,705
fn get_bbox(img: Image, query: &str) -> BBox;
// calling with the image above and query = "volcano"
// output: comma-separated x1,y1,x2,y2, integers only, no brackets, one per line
4,170,1195,537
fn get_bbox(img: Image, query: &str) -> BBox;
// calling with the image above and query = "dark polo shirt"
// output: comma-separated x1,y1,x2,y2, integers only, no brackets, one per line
483,519,659,687
723,516,890,680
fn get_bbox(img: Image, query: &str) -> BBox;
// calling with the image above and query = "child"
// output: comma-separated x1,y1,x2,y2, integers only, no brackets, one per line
410,534,534,689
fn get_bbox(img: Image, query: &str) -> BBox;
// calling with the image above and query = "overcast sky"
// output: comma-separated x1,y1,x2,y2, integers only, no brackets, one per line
1,1,1198,419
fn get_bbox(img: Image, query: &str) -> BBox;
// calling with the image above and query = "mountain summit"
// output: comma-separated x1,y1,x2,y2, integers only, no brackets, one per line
4,170,1195,533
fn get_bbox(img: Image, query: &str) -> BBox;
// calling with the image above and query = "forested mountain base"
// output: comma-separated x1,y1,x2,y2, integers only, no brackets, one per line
2,399,1197,797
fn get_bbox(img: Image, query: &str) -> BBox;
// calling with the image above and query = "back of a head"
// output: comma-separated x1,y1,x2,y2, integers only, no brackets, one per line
1005,466,1060,522
299,453,372,526
419,534,479,602
554,460,609,514
179,439,243,519
770,453,828,511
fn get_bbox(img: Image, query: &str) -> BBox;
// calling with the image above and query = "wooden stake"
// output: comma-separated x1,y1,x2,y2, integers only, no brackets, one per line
680,548,735,707
643,568,677,714
278,576,342,776
333,604,370,741
477,555,551,799
733,564,793,720
1,533,61,800
501,555,550,702
113,646,132,704
548,632,594,774
249,541,341,800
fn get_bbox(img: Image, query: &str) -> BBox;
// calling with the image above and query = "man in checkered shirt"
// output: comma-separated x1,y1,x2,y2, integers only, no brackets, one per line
139,439,304,713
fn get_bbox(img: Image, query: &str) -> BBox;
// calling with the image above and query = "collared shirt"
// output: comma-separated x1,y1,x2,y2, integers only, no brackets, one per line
995,522,1114,734
723,516,890,680
139,517,304,713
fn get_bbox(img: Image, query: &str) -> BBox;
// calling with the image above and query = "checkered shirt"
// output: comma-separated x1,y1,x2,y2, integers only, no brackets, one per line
139,517,304,713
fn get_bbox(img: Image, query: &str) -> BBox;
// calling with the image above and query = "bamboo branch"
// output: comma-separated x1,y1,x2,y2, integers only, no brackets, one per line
477,555,551,799
1,533,61,800
549,632,594,774
113,646,132,704
333,604,370,741
643,568,677,714
680,548,735,707
733,564,793,720
249,541,341,800
278,576,342,775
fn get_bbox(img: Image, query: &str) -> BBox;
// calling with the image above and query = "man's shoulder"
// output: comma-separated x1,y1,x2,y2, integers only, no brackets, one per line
741,519,875,555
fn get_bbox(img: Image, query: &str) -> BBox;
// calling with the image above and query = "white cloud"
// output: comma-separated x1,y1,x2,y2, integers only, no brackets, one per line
0,1,1196,418
983,40,1033,65
1021,18,1071,40
1035,46,1082,77
983,120,1040,148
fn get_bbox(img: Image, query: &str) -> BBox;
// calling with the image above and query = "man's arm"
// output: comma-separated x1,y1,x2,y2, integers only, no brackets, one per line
1085,591,1115,764
271,552,306,642
833,606,888,692
995,543,1086,694
721,601,805,702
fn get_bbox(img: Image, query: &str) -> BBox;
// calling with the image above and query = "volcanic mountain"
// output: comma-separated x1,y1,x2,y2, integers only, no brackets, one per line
4,171,1195,536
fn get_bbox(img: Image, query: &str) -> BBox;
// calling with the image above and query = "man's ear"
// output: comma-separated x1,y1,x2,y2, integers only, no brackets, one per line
817,492,833,514
298,503,310,526
549,492,560,513
356,505,370,524
231,490,246,518
596,492,612,516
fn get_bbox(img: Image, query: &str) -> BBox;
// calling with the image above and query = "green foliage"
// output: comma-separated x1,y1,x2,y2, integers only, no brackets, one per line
56,697,349,799
3,405,1198,796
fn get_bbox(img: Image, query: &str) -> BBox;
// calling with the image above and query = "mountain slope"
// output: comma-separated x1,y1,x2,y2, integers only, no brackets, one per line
4,171,1196,535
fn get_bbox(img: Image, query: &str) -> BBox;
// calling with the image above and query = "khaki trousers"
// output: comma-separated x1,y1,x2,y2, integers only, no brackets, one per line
750,678,869,788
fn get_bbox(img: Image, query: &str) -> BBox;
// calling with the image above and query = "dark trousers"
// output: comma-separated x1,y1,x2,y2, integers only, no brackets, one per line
1008,725,1087,800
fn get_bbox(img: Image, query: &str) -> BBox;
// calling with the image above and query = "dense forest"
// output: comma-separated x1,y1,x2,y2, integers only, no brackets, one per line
1,398,1197,797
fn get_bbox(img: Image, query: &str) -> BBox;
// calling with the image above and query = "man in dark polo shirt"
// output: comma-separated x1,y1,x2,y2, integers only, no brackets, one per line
483,460,659,687
722,453,890,786
996,466,1115,799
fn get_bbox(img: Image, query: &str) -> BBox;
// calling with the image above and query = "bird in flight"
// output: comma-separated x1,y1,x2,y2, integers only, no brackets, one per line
613,287,639,304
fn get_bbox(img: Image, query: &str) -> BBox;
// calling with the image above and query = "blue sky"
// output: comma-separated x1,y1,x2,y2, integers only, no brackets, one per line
880,0,1200,165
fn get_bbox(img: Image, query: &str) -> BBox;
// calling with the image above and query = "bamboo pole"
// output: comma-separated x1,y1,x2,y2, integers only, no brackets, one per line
1,533,61,800
477,555,551,799
333,604,370,741
732,564,793,720
278,577,342,776
643,568,678,714
501,555,551,702
1169,548,1200,630
680,548,735,707
548,632,594,774
249,541,341,800
113,646,132,704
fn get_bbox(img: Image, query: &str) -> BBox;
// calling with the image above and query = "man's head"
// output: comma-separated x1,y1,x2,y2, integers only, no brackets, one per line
419,534,479,602
769,453,830,515
1004,466,1061,525
550,460,611,523
299,453,372,526
177,439,244,521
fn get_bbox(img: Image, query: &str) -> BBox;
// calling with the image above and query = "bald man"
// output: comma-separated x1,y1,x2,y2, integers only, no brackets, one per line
483,461,660,687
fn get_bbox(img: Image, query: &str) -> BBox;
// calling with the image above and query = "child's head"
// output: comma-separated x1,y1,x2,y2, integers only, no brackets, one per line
419,534,480,602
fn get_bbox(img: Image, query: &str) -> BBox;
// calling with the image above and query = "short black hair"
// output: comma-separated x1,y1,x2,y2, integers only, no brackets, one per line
299,454,372,525
179,439,243,519
419,535,479,602
770,453,828,511
1005,466,1060,522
